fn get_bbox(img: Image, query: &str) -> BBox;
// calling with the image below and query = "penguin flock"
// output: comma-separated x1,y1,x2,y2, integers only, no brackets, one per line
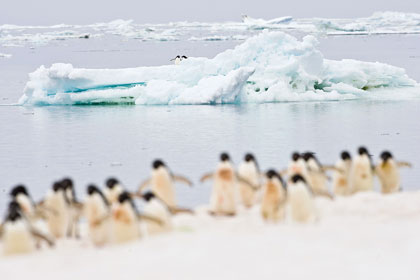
0,147,412,256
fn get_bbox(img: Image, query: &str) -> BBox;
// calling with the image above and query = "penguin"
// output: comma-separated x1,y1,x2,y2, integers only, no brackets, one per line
138,159,192,208
375,151,412,194
1,201,54,256
9,185,36,218
61,178,82,238
84,185,111,246
170,55,188,65
104,177,124,204
44,181,70,238
287,174,316,223
111,191,141,244
349,146,374,194
285,152,309,179
302,152,333,199
140,191,172,235
238,153,261,208
332,151,352,196
200,153,257,216
261,170,287,222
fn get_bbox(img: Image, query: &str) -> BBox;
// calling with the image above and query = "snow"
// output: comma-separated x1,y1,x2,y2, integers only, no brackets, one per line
1,191,420,279
19,31,420,106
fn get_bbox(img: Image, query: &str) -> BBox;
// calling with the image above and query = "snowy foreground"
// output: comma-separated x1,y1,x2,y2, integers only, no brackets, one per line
1,191,420,280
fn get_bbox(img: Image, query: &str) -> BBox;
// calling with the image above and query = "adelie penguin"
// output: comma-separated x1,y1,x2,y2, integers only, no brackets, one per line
104,177,124,204
238,153,262,208
43,181,70,238
349,146,374,194
1,201,54,256
61,178,82,238
84,185,111,246
332,151,352,196
111,191,163,244
302,152,334,199
200,153,257,216
375,151,412,194
261,170,287,222
284,152,309,179
9,185,36,219
140,191,172,235
170,55,188,65
287,174,316,223
138,159,192,208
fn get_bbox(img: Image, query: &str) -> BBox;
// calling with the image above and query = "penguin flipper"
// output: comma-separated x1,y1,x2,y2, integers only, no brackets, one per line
200,173,214,183
173,174,193,186
168,206,194,215
138,178,151,192
236,173,259,191
137,213,164,226
314,189,334,200
322,165,342,173
29,226,55,247
279,169,288,177
397,161,412,168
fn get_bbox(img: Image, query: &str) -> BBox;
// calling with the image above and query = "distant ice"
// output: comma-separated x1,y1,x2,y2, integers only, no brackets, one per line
1,12,420,49
19,31,420,106
0,52,11,58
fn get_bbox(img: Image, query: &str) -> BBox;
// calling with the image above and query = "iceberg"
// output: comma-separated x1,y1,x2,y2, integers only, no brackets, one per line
19,31,419,106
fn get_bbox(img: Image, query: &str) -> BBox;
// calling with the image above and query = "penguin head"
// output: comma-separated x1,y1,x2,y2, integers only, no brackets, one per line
10,185,29,198
181,55,188,59
302,152,315,162
220,153,230,162
380,151,393,162
290,174,306,184
87,184,101,196
291,152,301,162
117,191,132,204
266,170,286,189
5,201,22,222
170,55,181,61
106,178,119,189
341,151,351,160
358,146,369,156
87,184,109,206
142,191,156,202
244,153,255,162
52,181,64,192
152,159,165,170
61,178,73,190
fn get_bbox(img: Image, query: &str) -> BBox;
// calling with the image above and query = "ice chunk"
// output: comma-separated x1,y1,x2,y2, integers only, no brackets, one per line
0,53,12,58
19,31,419,106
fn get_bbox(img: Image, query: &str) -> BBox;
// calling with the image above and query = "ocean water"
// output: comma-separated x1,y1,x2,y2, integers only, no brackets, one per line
0,32,419,211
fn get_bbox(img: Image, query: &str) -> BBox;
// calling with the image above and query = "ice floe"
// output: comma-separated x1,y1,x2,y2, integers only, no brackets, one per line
19,31,420,105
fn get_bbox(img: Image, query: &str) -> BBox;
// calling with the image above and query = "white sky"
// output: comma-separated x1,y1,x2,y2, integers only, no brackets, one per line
1,0,420,25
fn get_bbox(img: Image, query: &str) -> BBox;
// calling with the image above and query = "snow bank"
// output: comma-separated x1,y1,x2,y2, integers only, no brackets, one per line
1,191,420,280
19,31,419,105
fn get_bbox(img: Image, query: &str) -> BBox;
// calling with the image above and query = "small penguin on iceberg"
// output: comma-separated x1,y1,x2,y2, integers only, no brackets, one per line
170,55,188,65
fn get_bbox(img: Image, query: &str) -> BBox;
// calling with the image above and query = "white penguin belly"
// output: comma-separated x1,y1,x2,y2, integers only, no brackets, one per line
3,221,35,256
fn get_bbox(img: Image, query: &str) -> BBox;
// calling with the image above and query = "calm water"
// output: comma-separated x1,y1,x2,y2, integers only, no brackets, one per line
0,34,419,211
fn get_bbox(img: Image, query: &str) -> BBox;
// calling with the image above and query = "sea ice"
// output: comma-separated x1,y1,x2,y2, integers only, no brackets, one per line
19,31,419,105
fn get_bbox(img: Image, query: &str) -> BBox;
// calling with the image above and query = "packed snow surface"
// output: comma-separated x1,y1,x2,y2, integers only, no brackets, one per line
1,191,420,280
1,12,420,48
19,31,420,105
